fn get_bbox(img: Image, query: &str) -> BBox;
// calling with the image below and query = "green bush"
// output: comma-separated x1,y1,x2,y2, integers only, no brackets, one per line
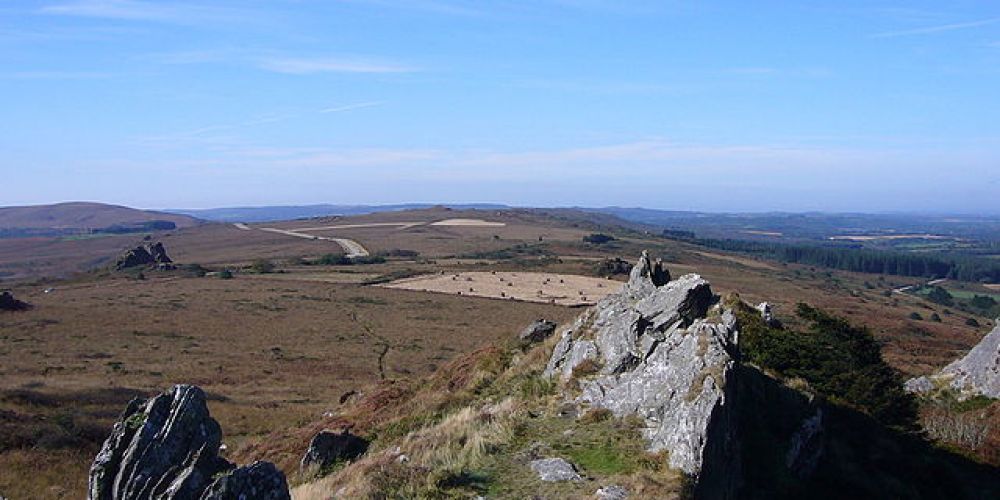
250,259,275,273
218,269,233,279
583,233,615,244
926,286,953,306
909,312,923,321
734,300,917,429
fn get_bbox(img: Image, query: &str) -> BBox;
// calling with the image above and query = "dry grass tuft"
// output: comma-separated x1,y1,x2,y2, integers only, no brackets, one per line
294,398,522,499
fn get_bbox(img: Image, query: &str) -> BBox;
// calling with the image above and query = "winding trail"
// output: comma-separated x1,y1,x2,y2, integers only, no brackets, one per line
234,224,370,258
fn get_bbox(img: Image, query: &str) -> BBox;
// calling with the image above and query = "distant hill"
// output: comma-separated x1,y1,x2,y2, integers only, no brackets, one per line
0,202,201,238
167,203,509,223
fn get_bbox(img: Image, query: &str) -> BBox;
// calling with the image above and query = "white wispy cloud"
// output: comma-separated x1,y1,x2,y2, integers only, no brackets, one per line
39,0,252,25
871,17,1000,38
1,70,114,79
320,101,385,113
257,57,416,75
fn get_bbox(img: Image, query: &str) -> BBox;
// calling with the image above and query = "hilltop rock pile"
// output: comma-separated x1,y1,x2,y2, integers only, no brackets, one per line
906,320,1000,399
89,385,289,500
0,291,30,312
545,251,740,497
114,242,174,271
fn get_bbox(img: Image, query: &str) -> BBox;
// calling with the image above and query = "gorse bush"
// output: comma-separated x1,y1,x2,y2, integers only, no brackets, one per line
732,299,918,430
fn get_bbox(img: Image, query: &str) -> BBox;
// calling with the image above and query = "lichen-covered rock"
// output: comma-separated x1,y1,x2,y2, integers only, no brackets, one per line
530,458,581,482
903,375,934,395
905,320,1000,399
756,302,780,328
595,484,629,499
941,320,1000,398
88,385,289,500
545,251,740,498
301,429,369,472
519,319,558,343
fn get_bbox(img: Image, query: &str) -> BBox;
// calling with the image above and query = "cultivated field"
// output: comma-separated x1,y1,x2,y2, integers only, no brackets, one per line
382,271,622,306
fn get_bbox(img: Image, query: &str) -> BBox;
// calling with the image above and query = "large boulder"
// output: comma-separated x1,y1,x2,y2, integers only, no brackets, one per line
88,385,289,500
300,429,369,472
0,291,30,312
545,251,740,498
115,242,174,271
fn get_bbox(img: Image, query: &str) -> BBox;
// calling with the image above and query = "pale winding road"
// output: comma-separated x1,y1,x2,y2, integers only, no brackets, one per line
236,224,370,258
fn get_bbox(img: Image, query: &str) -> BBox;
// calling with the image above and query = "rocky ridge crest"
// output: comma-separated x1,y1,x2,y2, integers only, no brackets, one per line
544,251,740,497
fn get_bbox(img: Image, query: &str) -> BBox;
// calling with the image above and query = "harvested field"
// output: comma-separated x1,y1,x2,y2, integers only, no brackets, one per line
429,218,506,227
380,271,622,306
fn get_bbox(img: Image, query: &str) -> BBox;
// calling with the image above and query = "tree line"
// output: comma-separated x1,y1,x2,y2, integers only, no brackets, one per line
663,232,1000,283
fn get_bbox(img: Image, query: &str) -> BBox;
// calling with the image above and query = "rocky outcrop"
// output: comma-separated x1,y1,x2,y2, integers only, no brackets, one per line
89,385,289,500
596,257,633,277
114,242,174,271
756,302,781,328
907,320,1000,399
519,319,558,343
0,291,30,312
300,429,369,472
545,251,740,497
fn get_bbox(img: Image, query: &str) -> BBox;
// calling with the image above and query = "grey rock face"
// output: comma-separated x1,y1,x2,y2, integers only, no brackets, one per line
595,484,629,499
88,385,289,500
546,251,740,496
756,302,780,328
903,376,934,395
519,319,558,343
0,291,30,312
300,429,369,472
201,462,290,500
785,408,824,478
530,458,581,482
940,320,1000,398
904,320,1000,399
115,242,173,270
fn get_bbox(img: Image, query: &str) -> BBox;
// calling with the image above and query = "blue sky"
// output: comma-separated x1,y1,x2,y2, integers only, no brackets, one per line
1,1,998,213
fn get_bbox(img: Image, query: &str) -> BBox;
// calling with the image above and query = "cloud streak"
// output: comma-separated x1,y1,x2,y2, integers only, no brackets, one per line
871,17,1000,38
257,57,416,75
39,0,242,24
320,101,385,113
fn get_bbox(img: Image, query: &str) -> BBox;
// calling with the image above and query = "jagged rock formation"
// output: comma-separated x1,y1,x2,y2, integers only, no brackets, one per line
114,242,174,271
519,319,558,343
0,291,30,312
545,251,740,497
300,429,369,472
89,385,289,500
907,320,1000,399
